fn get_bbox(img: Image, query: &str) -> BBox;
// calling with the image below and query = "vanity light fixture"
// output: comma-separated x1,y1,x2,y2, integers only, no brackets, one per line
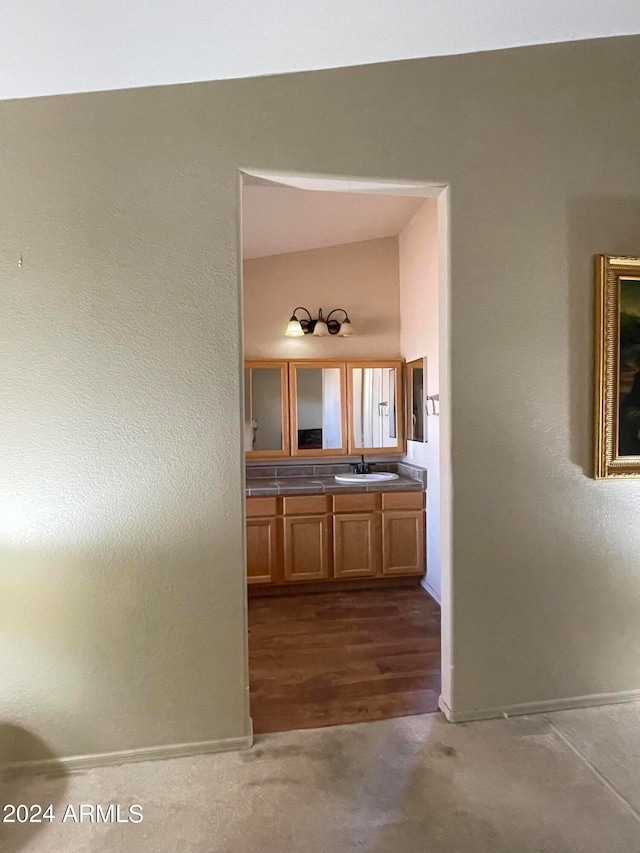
312,309,329,337
284,307,356,338
285,314,306,337
336,313,354,337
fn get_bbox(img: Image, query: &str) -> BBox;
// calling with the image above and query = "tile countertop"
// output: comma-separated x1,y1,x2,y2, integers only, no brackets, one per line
246,474,424,497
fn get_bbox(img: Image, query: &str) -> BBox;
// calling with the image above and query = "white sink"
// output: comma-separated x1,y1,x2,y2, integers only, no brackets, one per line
334,472,400,483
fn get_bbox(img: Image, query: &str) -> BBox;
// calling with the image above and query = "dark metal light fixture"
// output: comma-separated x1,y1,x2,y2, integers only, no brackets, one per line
285,307,355,338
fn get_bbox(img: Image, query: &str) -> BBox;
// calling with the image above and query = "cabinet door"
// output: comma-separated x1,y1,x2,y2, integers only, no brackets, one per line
289,362,347,456
333,513,380,578
406,357,427,443
283,515,330,581
347,361,405,455
247,517,278,584
382,510,425,576
245,361,290,459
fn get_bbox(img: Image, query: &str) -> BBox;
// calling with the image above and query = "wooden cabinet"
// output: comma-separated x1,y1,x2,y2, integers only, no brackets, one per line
247,490,424,587
347,361,405,455
246,497,279,585
247,517,279,584
381,491,425,576
333,512,380,578
245,361,290,459
289,361,348,457
381,491,424,511
246,496,278,517
244,359,405,460
382,511,425,576
406,357,427,443
283,514,330,581
283,495,329,515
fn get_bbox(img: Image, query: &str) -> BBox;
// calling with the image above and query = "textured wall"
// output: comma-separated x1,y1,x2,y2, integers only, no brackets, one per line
399,200,441,601
242,237,401,359
1,36,640,759
0,91,250,759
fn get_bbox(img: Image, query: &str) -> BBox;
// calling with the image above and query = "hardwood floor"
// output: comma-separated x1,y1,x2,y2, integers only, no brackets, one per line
248,586,441,734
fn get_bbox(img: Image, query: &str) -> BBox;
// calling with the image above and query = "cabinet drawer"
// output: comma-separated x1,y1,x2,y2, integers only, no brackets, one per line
333,492,379,513
246,496,278,518
283,494,329,515
381,491,424,511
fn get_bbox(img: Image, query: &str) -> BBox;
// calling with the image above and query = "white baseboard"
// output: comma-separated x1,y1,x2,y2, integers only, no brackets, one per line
420,577,441,604
438,689,640,723
0,726,254,774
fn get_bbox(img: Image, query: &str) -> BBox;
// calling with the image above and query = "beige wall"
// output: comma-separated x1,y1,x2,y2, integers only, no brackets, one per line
2,35,640,761
243,237,401,359
399,200,441,601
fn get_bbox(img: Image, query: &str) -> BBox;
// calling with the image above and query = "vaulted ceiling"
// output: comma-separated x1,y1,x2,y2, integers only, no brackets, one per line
2,0,639,102
242,187,423,259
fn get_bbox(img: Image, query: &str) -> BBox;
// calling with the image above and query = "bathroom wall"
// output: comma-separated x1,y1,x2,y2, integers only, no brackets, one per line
399,200,441,601
2,36,640,761
242,236,401,359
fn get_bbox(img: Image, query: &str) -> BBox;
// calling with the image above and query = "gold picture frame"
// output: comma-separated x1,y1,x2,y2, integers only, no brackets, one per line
594,255,640,478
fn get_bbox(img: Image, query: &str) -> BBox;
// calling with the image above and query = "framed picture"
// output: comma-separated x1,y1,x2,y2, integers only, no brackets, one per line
594,255,640,478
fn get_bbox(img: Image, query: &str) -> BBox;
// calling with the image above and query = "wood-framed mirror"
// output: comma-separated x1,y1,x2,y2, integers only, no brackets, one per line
244,361,290,458
347,361,405,455
406,357,427,443
289,361,348,456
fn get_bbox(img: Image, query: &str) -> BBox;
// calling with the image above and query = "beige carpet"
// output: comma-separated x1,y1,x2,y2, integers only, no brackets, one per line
2,705,640,852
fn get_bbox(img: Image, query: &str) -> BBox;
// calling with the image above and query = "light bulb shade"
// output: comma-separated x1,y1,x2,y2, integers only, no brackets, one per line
312,320,329,337
338,318,355,337
285,317,305,337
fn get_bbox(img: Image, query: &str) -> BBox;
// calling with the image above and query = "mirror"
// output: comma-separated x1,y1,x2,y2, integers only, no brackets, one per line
348,362,404,453
407,357,427,442
291,363,346,455
244,362,289,457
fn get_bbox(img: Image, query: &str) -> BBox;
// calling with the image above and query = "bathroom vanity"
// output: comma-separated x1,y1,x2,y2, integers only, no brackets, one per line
246,463,427,590
244,357,427,591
